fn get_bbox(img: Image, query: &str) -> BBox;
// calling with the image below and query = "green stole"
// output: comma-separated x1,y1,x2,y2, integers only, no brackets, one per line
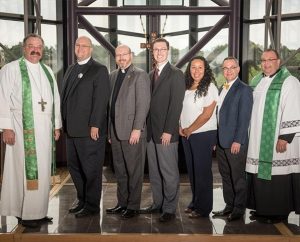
250,67,291,180
19,57,56,190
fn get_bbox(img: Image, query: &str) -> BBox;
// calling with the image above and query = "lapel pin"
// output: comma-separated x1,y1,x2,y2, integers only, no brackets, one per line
78,73,83,79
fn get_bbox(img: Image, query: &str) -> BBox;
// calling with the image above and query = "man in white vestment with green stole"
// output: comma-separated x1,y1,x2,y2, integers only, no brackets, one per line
246,49,300,223
0,34,62,228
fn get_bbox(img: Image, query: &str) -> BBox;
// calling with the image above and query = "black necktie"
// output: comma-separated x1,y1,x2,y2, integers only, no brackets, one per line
152,68,159,92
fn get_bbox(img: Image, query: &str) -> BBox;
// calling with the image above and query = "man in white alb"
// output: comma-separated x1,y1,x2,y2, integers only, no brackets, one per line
246,49,300,223
0,33,61,228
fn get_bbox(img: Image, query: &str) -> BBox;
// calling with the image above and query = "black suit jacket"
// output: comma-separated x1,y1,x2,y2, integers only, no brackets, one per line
147,62,185,143
61,58,110,137
218,79,253,148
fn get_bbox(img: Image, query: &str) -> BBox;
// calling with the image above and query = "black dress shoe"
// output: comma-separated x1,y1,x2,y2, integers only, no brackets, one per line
21,220,40,228
121,209,138,219
139,205,161,214
250,213,288,224
159,213,176,222
106,205,127,214
75,208,99,218
212,207,232,216
227,212,244,222
16,217,22,224
69,203,84,213
38,216,53,223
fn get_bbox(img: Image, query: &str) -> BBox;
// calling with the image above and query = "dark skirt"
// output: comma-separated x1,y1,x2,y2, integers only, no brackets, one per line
247,172,300,216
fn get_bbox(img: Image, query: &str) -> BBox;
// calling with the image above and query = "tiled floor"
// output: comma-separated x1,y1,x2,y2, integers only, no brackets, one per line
0,162,300,237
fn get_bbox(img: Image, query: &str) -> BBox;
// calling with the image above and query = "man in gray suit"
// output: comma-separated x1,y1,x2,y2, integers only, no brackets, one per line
106,44,150,219
212,57,253,221
140,38,185,222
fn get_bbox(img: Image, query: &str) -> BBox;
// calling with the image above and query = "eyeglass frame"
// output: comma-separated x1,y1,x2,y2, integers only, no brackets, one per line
222,66,238,71
115,52,131,59
260,58,278,63
152,48,168,53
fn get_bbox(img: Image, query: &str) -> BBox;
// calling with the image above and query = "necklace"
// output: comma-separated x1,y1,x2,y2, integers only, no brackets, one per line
26,62,47,112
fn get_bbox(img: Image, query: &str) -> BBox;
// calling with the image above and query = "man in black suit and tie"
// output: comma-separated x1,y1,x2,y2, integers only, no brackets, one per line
140,38,185,222
212,57,253,221
106,44,150,219
61,36,110,218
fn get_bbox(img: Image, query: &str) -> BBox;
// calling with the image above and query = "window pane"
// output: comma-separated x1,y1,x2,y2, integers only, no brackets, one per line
0,0,24,14
281,20,300,51
248,24,265,80
82,15,109,28
118,15,146,34
281,20,300,80
161,15,189,33
41,24,58,74
197,0,218,7
161,0,183,5
78,0,109,6
198,29,229,87
198,15,224,28
40,0,56,20
250,0,266,19
282,0,300,14
0,20,24,66
124,0,147,5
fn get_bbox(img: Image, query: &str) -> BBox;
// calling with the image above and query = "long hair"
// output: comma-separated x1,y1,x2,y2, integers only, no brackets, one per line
184,56,215,99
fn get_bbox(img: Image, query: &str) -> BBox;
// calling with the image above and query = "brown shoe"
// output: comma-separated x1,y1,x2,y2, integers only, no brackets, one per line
188,211,203,219
184,208,193,213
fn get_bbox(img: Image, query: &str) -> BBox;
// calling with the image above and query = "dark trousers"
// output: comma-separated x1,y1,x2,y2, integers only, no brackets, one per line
110,126,146,210
181,130,217,216
216,143,247,214
66,135,106,212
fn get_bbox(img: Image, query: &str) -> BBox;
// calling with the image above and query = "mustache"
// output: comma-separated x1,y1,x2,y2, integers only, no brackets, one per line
30,51,41,56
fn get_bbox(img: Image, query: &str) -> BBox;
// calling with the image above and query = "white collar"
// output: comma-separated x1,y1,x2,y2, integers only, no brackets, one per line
77,57,91,65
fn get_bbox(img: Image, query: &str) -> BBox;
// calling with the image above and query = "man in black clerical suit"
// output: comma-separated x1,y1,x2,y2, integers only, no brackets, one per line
61,36,110,218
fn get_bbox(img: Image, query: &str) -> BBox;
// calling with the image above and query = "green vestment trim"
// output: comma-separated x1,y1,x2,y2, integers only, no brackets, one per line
19,57,56,189
250,67,291,180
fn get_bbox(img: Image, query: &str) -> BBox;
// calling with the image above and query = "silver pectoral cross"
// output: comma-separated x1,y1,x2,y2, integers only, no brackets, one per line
38,98,47,112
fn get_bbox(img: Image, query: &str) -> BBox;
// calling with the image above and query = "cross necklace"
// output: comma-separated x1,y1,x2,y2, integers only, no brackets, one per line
27,62,47,112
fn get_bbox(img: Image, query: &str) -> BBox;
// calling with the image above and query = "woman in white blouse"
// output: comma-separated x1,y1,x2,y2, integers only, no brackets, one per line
180,56,218,218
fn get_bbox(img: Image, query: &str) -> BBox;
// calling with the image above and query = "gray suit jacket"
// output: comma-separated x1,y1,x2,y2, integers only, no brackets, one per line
218,78,253,148
147,62,185,143
109,64,151,140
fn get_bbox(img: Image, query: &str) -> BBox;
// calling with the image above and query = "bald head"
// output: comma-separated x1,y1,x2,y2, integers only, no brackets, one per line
75,36,93,62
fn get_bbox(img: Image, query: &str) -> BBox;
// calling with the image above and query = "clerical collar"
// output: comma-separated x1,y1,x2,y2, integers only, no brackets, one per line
119,65,130,74
77,56,91,65
263,68,280,78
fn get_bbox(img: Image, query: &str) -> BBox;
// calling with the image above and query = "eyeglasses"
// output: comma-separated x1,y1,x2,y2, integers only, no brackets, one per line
261,58,278,63
153,48,168,53
75,44,91,48
115,52,131,58
222,66,238,71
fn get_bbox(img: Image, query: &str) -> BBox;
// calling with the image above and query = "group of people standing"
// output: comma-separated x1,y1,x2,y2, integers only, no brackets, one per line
0,33,299,228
